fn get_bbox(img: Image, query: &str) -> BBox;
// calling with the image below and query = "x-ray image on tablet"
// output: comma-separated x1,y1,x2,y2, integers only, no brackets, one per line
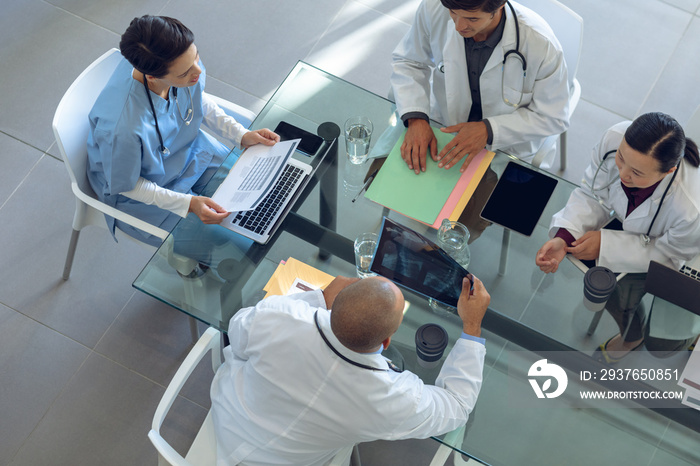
370,217,470,308
480,161,558,237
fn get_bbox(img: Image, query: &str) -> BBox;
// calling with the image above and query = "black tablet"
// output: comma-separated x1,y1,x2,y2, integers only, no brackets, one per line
479,161,558,236
370,217,470,308
274,121,323,156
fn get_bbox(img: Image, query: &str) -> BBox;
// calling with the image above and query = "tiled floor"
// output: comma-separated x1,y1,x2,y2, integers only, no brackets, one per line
2,0,700,465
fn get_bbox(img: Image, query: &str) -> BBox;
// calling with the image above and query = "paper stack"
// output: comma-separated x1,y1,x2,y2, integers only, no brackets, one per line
264,257,334,298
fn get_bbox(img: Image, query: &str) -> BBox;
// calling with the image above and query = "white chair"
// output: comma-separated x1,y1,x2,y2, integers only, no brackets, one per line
521,0,583,171
149,327,222,466
53,48,168,280
53,48,257,280
149,327,356,466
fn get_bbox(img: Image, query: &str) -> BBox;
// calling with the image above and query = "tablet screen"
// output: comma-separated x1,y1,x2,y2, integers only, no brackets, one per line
479,161,558,236
370,218,469,307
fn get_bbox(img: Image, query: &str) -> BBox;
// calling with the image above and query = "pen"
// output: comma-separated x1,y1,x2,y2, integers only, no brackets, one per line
352,168,380,203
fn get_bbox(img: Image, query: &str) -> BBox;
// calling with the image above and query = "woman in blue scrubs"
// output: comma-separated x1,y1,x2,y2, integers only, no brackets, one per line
87,16,279,246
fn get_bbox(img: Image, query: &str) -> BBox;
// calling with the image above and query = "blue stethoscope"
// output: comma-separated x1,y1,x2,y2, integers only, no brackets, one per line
586,149,680,247
142,77,194,156
437,0,526,107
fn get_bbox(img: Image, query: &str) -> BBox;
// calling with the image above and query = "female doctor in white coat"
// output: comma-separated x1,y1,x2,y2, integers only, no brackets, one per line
536,113,700,363
391,0,570,172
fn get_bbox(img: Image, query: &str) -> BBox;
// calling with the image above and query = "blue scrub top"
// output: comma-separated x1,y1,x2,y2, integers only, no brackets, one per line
87,56,230,239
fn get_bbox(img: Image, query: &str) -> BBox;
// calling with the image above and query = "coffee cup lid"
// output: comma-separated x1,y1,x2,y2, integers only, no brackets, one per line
584,266,617,295
415,324,448,353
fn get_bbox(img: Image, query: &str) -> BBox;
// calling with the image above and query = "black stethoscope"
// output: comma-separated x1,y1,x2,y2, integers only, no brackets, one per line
314,311,401,372
590,149,680,247
142,77,194,156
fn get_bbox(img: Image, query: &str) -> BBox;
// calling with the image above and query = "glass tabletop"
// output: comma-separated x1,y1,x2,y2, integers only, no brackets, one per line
133,61,700,464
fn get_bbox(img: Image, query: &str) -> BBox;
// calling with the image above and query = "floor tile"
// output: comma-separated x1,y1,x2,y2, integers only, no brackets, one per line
637,16,700,123
162,0,347,100
0,155,153,348
45,0,171,34
0,1,116,152
558,0,691,119
0,134,42,208
557,98,628,184
95,291,215,407
9,352,206,466
304,1,410,97
661,0,700,13
0,304,90,465
356,0,423,25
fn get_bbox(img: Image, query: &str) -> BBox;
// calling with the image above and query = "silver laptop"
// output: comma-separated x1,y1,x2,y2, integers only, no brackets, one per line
212,139,313,244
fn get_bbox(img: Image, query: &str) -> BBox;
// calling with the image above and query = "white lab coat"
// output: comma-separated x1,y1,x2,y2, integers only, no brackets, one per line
391,0,570,163
210,290,485,466
549,122,700,338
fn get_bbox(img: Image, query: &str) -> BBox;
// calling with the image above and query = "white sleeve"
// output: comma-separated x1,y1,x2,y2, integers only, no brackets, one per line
201,92,249,147
389,338,485,440
120,177,192,218
390,0,434,119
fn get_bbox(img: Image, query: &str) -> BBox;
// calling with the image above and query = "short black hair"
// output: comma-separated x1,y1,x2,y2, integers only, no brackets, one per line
119,15,194,78
439,0,507,14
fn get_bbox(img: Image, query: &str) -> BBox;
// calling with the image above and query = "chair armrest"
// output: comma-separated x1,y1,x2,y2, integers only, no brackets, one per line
148,430,194,466
71,183,169,240
151,327,222,433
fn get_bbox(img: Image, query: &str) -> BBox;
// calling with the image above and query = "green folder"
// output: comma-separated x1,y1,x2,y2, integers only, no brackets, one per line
365,127,461,225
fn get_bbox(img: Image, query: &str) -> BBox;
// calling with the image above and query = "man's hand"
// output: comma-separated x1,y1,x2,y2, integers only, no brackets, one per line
400,119,438,174
322,276,360,309
457,275,490,338
566,231,601,261
437,122,488,172
241,128,280,148
535,237,568,273
188,196,229,224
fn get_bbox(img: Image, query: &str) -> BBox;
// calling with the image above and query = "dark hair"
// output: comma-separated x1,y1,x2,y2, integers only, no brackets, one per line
119,16,194,78
440,0,506,13
624,112,700,171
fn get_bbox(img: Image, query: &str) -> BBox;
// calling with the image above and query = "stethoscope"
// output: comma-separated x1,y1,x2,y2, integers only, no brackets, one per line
314,311,401,372
437,0,526,108
142,77,194,156
586,149,680,247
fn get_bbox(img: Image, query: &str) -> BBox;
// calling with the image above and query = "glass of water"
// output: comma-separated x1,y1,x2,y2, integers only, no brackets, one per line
354,232,378,278
345,116,373,164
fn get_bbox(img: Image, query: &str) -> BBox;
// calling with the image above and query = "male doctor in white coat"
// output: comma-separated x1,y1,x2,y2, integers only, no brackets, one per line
210,274,490,466
392,0,570,173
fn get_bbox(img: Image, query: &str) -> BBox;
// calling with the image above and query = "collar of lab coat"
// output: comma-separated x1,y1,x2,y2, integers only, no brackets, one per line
613,163,679,223
316,310,390,372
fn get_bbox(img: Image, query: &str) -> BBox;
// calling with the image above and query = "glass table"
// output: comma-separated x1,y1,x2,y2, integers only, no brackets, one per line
134,62,700,465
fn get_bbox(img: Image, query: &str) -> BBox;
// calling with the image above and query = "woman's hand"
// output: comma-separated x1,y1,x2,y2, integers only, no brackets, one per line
535,237,568,273
566,231,601,261
188,196,230,224
241,129,280,148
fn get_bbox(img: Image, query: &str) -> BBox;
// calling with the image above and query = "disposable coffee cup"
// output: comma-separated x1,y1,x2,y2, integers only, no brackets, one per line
415,323,449,369
583,266,617,312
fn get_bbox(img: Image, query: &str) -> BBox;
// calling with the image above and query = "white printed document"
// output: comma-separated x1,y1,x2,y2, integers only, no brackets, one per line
212,139,300,212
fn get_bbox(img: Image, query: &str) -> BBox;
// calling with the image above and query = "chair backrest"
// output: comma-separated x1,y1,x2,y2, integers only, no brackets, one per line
517,0,583,87
52,48,123,196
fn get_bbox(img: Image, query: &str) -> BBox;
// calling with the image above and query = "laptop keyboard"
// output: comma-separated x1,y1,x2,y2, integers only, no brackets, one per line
679,265,700,282
230,163,305,235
